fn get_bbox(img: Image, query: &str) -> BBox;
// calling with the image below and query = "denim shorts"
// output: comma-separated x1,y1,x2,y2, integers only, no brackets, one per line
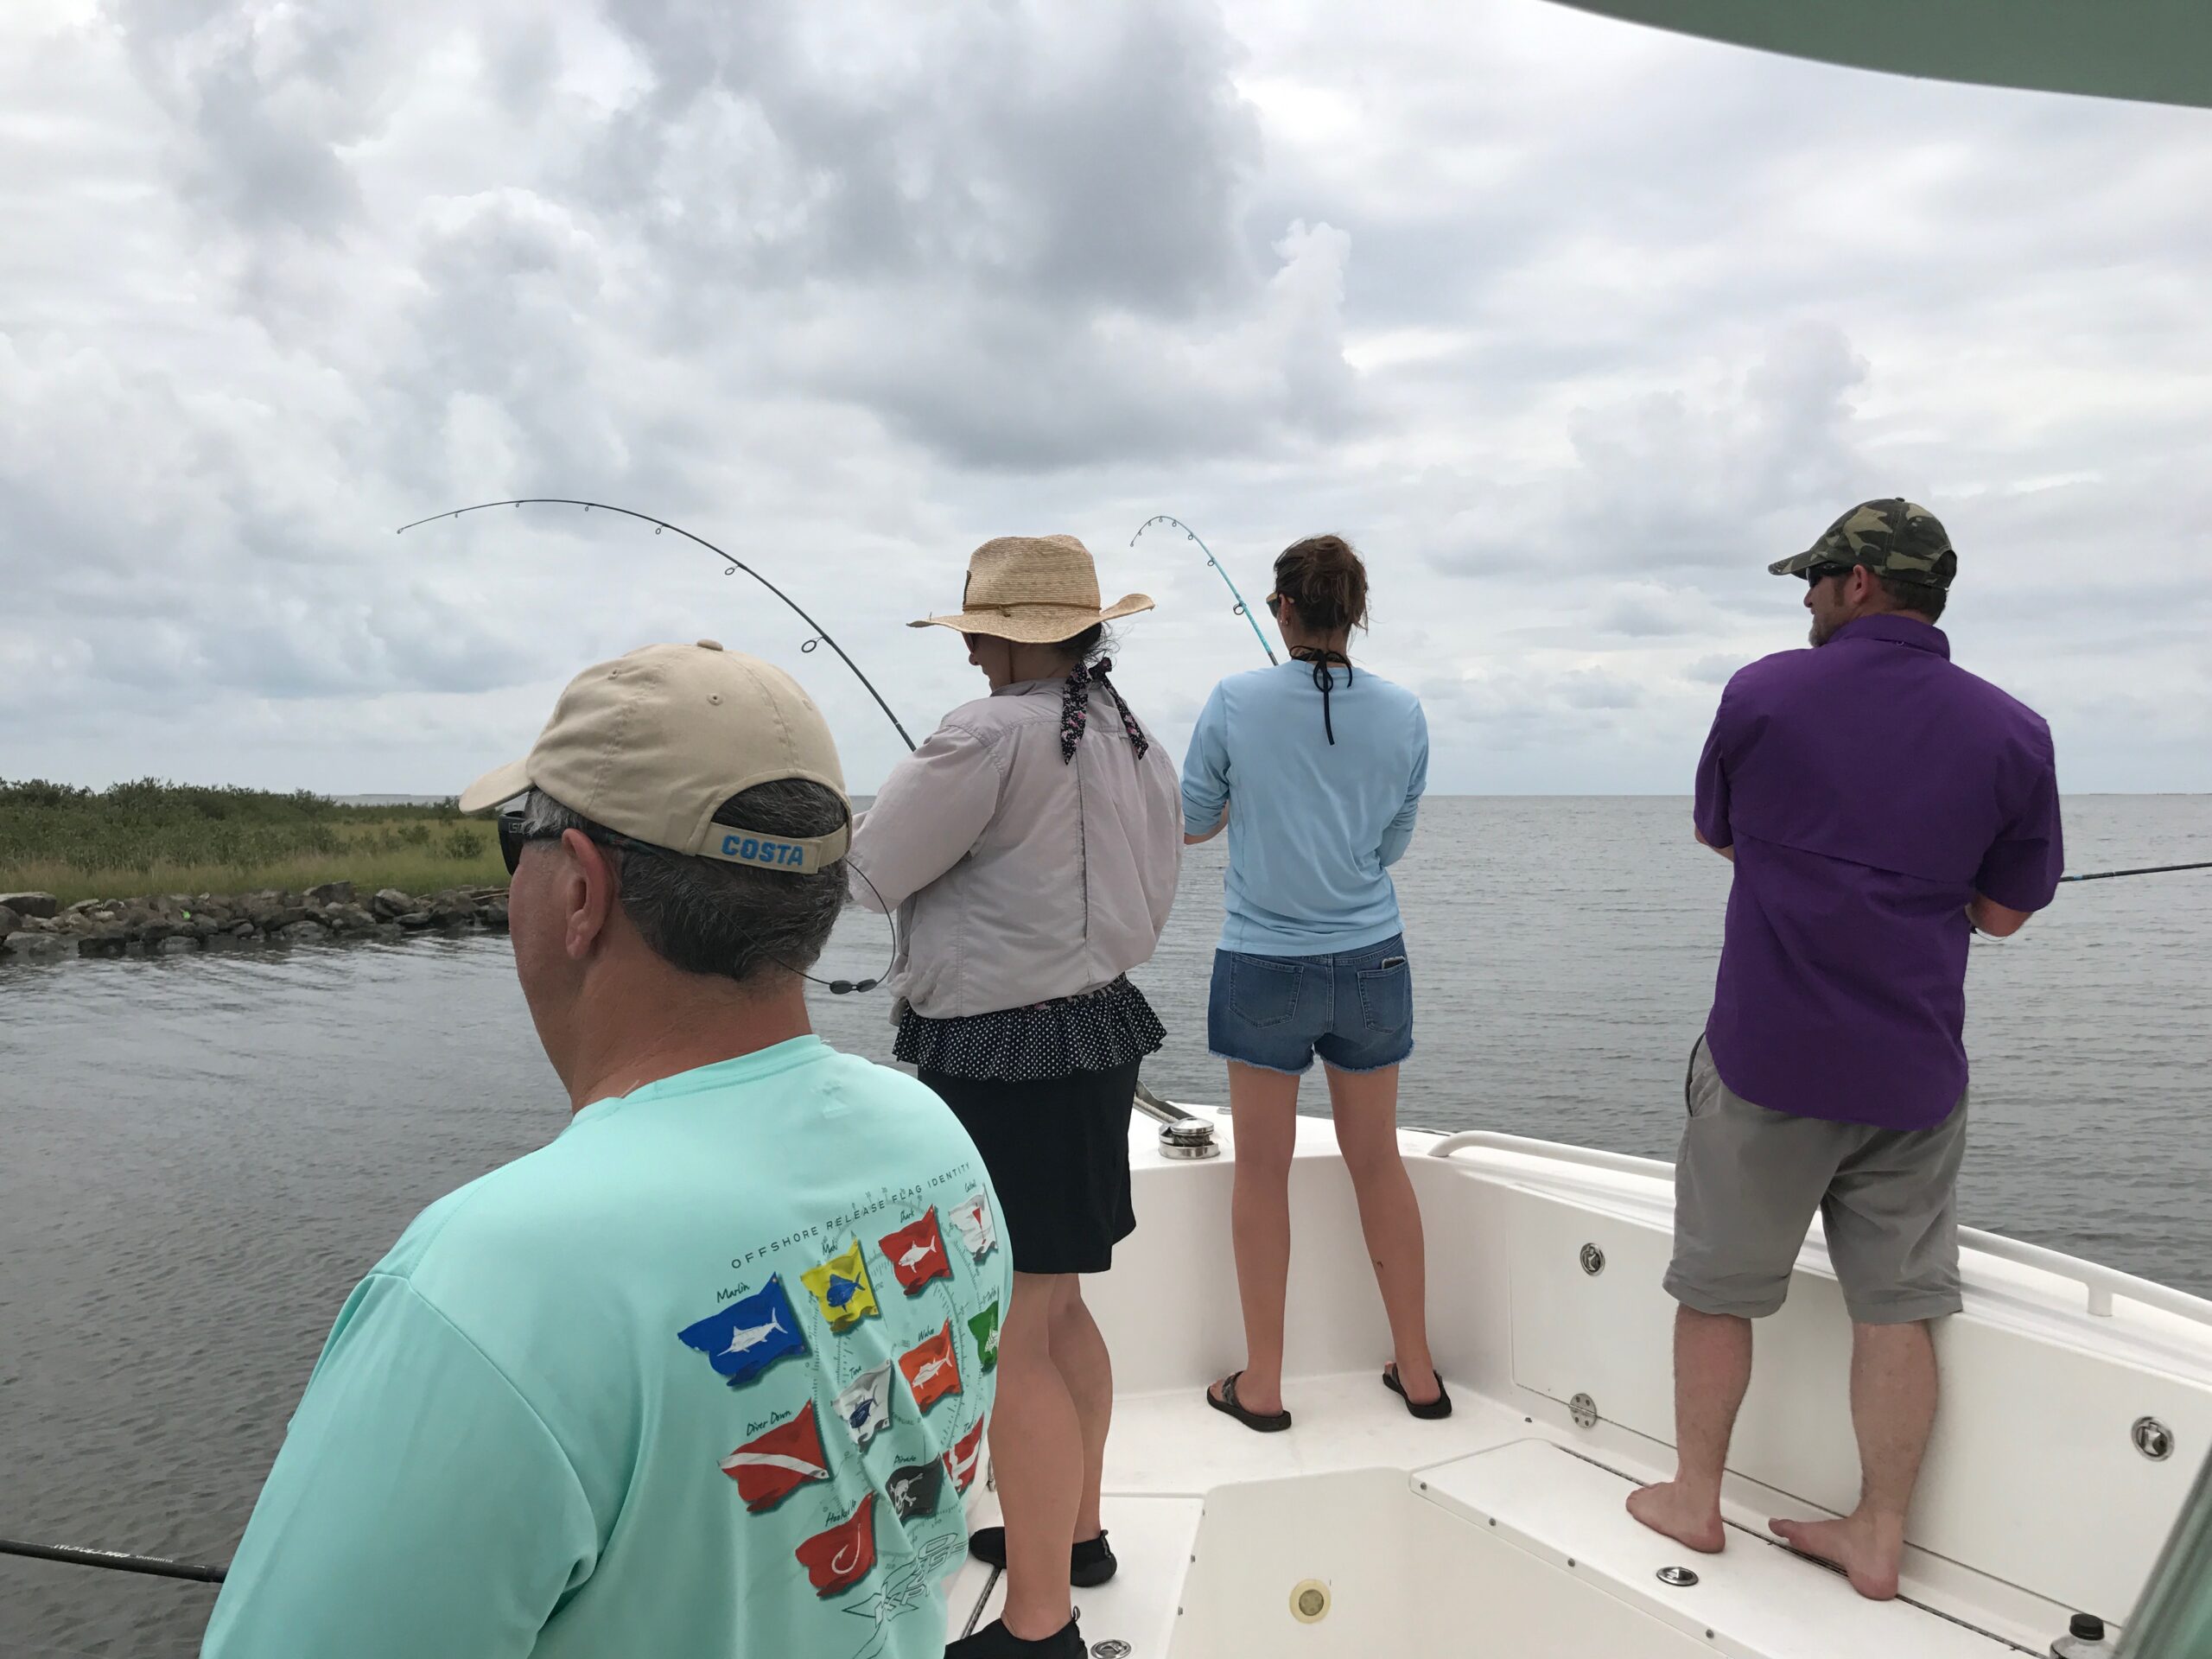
1206,935,1414,1076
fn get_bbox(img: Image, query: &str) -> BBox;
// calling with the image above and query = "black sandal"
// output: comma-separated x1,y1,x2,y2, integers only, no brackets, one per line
1383,1363,1453,1420
1206,1370,1292,1433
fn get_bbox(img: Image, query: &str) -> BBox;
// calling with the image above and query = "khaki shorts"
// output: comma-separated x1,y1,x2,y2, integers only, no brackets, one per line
1665,1038,1967,1325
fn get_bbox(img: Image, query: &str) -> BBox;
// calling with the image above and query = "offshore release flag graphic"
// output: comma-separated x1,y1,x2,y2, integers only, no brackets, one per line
836,1361,896,1447
948,1190,997,1262
796,1492,878,1598
887,1458,945,1522
899,1320,963,1413
720,1405,830,1513
945,1417,986,1493
878,1207,951,1295
968,1300,1001,1373
677,1274,808,1389
802,1239,881,1332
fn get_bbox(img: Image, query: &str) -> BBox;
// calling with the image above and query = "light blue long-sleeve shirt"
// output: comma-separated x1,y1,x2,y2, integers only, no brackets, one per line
1180,659,1428,956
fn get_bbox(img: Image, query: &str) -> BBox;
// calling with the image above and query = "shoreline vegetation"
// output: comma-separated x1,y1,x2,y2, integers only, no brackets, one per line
0,779,511,963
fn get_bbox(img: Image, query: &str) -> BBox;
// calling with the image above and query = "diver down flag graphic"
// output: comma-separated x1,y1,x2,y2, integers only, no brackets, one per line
878,1207,951,1294
796,1492,877,1598
676,1274,808,1388
946,1418,986,1493
720,1405,830,1513
802,1239,880,1332
947,1191,997,1262
836,1361,896,1447
887,1459,945,1522
967,1300,1001,1373
899,1320,962,1413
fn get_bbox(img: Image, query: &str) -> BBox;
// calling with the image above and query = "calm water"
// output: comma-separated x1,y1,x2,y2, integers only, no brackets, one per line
3,795,2207,1656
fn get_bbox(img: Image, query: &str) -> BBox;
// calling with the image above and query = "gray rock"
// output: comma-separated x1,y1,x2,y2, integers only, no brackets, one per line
372,888,414,920
0,892,60,919
3,931,67,958
231,921,258,938
0,905,19,938
78,934,129,957
394,911,435,930
274,920,326,944
480,900,510,931
305,880,356,906
154,936,195,955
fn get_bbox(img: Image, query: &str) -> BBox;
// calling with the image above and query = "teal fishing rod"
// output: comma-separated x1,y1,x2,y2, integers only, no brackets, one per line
1132,515,1277,664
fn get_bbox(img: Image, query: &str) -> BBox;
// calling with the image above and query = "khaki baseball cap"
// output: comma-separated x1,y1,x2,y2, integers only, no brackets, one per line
458,640,850,874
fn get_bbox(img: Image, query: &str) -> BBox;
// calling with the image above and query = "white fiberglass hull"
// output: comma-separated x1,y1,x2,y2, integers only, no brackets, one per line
946,1105,2212,1656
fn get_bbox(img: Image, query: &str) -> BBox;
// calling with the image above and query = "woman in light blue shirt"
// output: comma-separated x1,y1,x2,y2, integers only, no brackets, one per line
1180,534,1446,1431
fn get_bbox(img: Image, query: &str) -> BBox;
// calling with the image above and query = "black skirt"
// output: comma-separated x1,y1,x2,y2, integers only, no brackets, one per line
918,1060,1141,1277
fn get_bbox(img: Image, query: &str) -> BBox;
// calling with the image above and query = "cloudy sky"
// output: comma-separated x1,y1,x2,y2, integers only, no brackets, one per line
5,0,2209,797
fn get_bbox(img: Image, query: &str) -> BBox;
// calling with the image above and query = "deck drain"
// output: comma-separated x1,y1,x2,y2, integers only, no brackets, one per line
1091,1643,1133,1659
1290,1579,1332,1623
2133,1416,2174,1460
1656,1566,1700,1588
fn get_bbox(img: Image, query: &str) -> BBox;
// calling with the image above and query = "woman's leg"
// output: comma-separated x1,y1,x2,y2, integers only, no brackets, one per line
1048,1279,1114,1543
1325,1062,1440,1402
989,1272,1082,1639
1217,1062,1303,1417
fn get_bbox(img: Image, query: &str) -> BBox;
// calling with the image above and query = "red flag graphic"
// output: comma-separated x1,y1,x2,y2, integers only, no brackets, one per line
946,1416,987,1493
878,1207,952,1294
720,1405,829,1513
899,1319,963,1412
795,1492,877,1598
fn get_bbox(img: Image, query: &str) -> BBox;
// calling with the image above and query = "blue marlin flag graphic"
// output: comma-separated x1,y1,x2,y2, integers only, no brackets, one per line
677,1274,808,1389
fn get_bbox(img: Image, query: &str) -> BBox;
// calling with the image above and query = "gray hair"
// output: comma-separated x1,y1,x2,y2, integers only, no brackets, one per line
520,779,849,987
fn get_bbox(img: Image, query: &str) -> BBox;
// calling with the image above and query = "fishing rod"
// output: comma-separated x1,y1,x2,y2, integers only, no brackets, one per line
1132,515,1277,664
2061,861,2212,883
396,499,917,753
0,1535,225,1584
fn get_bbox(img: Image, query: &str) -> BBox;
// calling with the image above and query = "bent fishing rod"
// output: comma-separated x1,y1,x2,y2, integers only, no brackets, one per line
396,499,917,753
1132,515,1277,664
2061,861,2212,883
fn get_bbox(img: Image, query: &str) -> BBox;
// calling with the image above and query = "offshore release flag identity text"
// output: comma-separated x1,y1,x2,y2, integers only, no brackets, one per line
803,1239,881,1332
677,1274,808,1389
796,1492,878,1598
721,1405,830,1513
899,1320,963,1413
946,1417,986,1493
879,1207,951,1294
837,1361,895,1447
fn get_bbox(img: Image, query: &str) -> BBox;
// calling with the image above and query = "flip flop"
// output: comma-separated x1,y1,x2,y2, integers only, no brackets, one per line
1382,1363,1453,1420
1206,1370,1292,1433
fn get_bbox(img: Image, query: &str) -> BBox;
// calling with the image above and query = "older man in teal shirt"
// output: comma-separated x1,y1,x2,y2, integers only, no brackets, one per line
204,643,1007,1658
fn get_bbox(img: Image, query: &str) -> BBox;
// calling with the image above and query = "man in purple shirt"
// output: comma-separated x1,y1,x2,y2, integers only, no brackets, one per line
1628,499,2063,1599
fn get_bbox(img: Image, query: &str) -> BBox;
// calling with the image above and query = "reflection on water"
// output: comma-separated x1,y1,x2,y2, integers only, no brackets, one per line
3,795,2206,1656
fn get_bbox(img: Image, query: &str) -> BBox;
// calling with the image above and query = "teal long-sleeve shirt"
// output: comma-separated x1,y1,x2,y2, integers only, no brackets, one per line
1180,659,1427,956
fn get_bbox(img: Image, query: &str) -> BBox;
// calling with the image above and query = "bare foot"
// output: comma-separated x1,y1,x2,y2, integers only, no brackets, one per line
1626,1481,1726,1553
1769,1514,1901,1600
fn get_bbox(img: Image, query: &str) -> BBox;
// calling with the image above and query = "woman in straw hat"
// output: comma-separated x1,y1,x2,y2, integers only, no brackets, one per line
851,534,1181,1659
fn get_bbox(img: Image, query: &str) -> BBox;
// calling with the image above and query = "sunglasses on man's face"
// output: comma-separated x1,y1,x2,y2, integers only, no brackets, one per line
497,809,550,876
1802,563,1854,587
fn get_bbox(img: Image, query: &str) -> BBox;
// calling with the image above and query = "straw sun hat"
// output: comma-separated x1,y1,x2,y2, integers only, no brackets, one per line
910,534,1154,645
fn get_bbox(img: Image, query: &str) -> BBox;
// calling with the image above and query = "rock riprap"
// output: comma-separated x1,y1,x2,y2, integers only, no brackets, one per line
0,886,511,963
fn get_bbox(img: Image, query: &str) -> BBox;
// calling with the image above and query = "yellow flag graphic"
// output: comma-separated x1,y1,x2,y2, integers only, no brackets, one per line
801,1238,880,1332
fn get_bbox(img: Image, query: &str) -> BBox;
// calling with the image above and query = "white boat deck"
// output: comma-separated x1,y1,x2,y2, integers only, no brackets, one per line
938,1105,2212,1656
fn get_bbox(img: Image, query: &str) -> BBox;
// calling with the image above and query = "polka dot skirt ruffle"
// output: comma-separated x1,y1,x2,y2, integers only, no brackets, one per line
897,976,1165,1083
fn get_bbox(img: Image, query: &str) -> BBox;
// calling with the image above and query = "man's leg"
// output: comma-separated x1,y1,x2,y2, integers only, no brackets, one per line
1626,1306,1751,1552
1323,1061,1440,1404
988,1272,1081,1641
1212,1062,1301,1418
1769,1319,1935,1599
1048,1281,1113,1544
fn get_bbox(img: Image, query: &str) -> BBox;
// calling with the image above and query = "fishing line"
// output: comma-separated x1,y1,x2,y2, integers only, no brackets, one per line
397,499,918,752
1132,515,1278,664
404,499,916,993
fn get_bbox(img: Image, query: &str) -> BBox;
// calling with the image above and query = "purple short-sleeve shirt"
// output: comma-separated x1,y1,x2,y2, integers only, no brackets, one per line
1694,614,2063,1129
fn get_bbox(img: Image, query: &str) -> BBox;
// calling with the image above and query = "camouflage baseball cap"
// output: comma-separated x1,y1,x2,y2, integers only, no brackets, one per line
1768,499,1957,588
